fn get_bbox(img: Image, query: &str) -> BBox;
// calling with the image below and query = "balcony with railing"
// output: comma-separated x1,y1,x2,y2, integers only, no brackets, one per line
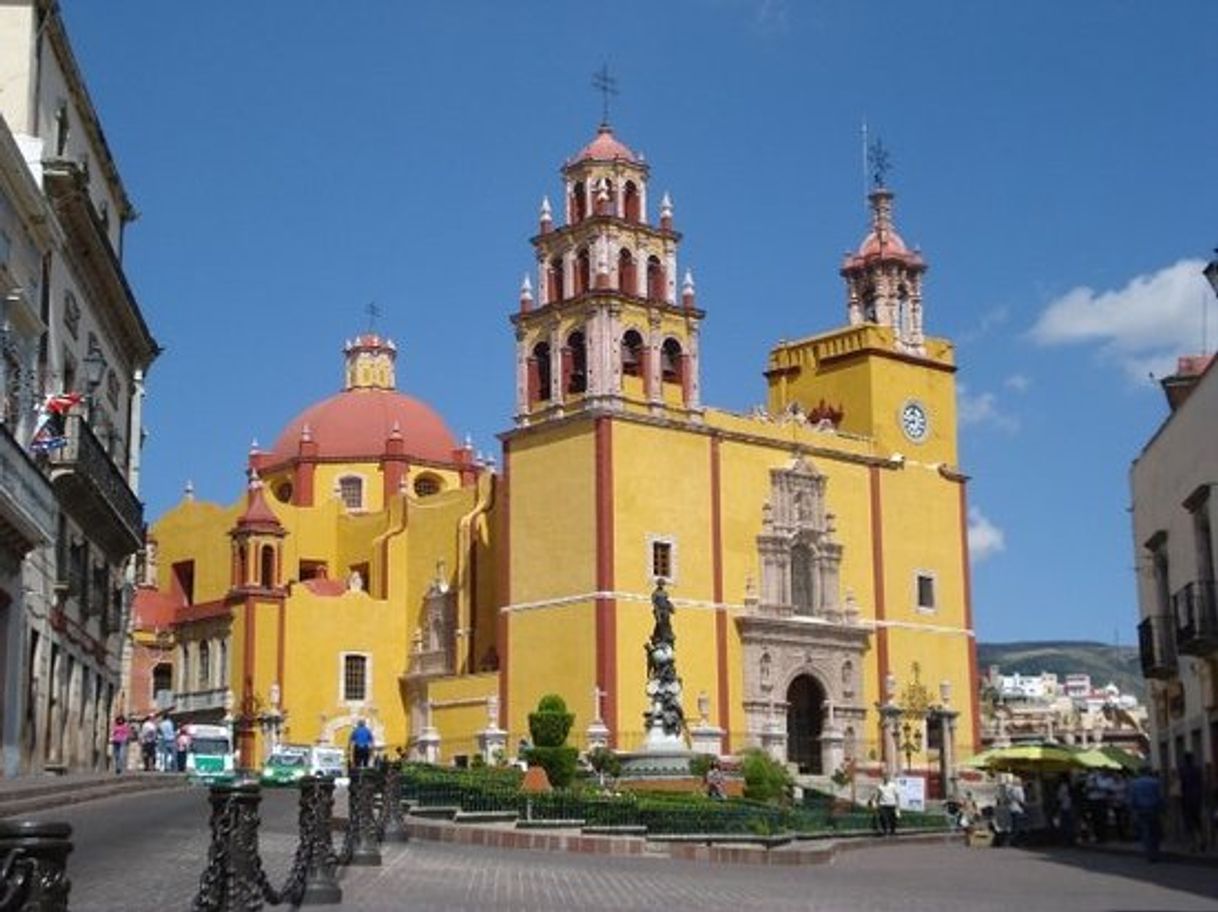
1173,580,1218,656
45,413,142,559
1138,614,1177,678
175,687,230,715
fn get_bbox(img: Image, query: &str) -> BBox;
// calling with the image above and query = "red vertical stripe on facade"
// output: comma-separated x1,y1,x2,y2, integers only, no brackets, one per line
710,435,730,752
868,466,890,701
276,600,286,708
240,596,256,764
497,442,511,730
594,418,617,746
958,481,981,752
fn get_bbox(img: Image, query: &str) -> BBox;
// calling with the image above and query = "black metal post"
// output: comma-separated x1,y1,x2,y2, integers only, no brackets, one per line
0,821,73,912
340,768,382,866
299,776,342,906
378,763,409,843
191,782,265,912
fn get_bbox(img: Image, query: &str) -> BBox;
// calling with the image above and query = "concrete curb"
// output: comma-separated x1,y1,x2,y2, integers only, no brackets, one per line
0,775,190,819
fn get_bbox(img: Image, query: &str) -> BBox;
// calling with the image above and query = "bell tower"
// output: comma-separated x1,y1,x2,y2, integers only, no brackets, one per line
511,122,704,426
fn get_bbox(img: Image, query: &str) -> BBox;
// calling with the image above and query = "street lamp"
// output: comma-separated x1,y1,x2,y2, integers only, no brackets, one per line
899,719,923,771
82,338,107,418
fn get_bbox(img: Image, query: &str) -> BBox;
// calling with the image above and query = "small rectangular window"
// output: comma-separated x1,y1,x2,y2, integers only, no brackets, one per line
343,654,367,702
172,560,195,605
916,573,936,610
652,541,672,581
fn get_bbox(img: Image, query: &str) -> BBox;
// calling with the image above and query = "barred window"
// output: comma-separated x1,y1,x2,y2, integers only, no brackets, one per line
339,476,363,511
652,540,673,581
342,654,368,703
916,573,936,610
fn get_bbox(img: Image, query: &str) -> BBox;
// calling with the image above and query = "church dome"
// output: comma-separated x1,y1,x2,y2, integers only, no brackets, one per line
571,124,639,164
270,389,457,465
267,333,459,465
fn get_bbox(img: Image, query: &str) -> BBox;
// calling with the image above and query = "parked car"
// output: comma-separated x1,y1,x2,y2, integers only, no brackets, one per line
260,745,311,787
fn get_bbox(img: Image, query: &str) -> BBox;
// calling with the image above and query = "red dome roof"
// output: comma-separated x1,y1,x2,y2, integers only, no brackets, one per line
270,388,458,465
572,124,639,164
856,227,910,257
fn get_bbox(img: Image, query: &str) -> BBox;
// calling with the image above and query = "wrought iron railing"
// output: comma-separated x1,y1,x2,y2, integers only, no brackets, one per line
46,413,142,555
1173,580,1218,655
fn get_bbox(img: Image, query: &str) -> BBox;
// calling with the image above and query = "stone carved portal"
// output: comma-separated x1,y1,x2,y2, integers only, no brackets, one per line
737,456,870,774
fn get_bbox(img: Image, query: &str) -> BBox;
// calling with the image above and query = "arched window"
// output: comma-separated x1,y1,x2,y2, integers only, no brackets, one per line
180,644,191,692
532,342,551,402
618,248,637,295
660,338,682,383
646,256,665,300
575,248,591,296
198,641,211,689
621,329,643,377
259,543,276,588
413,473,442,497
566,331,587,394
571,181,587,223
338,476,363,511
623,181,641,222
547,257,564,303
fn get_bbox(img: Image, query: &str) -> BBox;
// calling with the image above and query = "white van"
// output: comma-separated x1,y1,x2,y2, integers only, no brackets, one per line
183,723,236,784
310,745,348,785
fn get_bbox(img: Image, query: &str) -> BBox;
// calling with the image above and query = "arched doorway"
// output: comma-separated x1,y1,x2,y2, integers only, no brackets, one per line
786,674,825,774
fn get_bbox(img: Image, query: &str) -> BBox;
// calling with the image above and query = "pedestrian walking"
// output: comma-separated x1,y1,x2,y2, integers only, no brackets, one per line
876,773,900,836
348,718,374,769
175,727,190,772
1054,775,1076,845
705,758,726,800
158,714,176,772
109,715,131,774
139,716,157,771
1129,765,1164,862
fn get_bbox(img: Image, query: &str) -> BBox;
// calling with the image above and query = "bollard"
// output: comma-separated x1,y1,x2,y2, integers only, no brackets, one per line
191,782,265,912
378,763,409,843
0,820,73,912
339,768,382,866
298,776,342,906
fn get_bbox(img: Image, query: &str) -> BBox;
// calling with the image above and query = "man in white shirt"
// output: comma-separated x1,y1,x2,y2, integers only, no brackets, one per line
876,774,900,836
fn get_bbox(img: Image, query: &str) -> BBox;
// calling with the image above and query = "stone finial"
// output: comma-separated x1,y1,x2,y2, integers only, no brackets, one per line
183,480,195,502
681,269,696,310
249,438,260,453
463,433,474,451
389,420,402,440
248,469,263,491
520,274,533,311
660,192,673,218
300,423,312,442
539,196,552,233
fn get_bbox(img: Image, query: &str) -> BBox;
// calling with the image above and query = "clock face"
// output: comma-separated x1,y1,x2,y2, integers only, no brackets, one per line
900,400,929,442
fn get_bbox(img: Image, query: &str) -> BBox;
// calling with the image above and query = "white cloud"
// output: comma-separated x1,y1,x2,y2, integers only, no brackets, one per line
958,384,1019,433
1029,259,1213,381
1004,374,1031,393
957,306,1009,344
968,506,1005,562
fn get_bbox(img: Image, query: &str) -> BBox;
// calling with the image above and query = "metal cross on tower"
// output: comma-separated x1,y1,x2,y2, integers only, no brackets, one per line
365,301,381,331
592,64,619,126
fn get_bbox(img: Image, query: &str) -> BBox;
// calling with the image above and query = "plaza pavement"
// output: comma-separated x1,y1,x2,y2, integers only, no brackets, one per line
24,786,1218,911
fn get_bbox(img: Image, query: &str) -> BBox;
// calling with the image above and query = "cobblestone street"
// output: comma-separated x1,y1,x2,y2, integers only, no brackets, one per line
40,788,1218,912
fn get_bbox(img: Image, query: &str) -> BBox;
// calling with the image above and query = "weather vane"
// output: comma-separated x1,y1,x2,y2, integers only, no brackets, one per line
592,64,619,125
867,137,891,189
366,301,381,332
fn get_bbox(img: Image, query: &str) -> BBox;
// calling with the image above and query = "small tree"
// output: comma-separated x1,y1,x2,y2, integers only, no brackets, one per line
587,746,621,786
741,748,794,806
525,694,579,788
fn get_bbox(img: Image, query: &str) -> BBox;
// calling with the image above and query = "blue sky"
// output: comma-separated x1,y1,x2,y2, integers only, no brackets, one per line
62,1,1218,644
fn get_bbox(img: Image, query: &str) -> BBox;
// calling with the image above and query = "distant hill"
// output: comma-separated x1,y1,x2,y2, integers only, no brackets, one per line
976,641,1144,701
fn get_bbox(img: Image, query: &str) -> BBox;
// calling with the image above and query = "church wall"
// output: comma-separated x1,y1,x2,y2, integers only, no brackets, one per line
427,672,499,761
152,500,242,604
505,601,596,751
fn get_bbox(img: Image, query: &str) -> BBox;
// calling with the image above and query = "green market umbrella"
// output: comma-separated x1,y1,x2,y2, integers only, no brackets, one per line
1070,748,1124,771
965,744,1084,774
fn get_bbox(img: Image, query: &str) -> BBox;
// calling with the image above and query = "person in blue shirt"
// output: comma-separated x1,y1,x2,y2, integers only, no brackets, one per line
349,719,374,769
1128,766,1164,862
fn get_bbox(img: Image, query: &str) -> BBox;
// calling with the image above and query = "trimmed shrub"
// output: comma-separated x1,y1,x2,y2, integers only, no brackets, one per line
740,748,793,805
525,745,579,788
528,693,574,748
687,753,715,780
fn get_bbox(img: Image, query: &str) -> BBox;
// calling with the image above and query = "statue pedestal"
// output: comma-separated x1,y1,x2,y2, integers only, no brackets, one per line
477,725,506,764
820,725,845,776
585,718,611,752
760,720,786,763
689,722,724,757
416,726,441,764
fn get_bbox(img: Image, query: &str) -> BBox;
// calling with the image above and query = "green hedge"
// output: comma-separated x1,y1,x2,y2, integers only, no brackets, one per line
524,745,579,788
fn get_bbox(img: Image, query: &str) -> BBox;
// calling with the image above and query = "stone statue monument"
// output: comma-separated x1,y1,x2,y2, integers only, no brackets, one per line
643,582,685,749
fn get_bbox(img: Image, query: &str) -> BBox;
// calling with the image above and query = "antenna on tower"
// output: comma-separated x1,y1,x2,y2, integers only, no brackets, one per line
861,120,869,209
592,64,619,126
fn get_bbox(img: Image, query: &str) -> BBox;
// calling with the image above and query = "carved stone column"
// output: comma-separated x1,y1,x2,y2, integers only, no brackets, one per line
879,704,902,778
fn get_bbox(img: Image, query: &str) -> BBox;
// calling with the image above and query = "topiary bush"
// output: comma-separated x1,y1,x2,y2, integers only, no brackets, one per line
740,748,794,806
524,745,579,788
528,693,574,748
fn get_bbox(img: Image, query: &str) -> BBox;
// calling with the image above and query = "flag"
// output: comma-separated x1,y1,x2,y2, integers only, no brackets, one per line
29,392,82,453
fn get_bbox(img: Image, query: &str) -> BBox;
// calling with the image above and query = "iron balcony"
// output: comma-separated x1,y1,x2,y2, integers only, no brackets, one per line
45,413,143,560
1173,580,1218,657
1138,614,1177,678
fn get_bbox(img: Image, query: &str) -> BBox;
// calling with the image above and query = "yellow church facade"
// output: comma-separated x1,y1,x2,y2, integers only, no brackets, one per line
131,123,978,783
